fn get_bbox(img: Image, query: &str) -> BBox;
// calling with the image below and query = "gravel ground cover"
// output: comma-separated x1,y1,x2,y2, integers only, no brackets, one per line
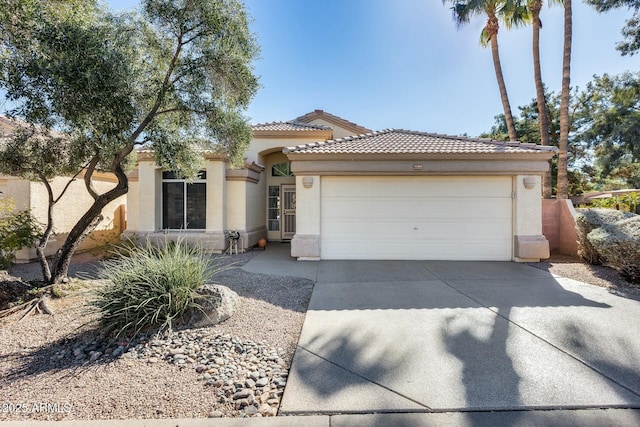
0,249,313,420
527,254,640,300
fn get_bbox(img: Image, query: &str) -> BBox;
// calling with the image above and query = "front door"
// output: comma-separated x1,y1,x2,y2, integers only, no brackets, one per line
281,184,296,239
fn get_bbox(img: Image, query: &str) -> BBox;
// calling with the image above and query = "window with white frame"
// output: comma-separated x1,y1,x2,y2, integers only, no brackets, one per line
162,170,206,230
268,185,280,231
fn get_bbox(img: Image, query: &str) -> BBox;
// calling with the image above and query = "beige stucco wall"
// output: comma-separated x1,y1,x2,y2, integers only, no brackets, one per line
291,174,321,259
513,175,550,261
226,179,245,231
127,176,140,231
304,118,362,139
245,176,265,232
247,137,321,166
206,160,227,232
28,176,122,233
513,175,542,235
542,199,579,256
0,178,8,197
3,174,126,262
136,161,161,232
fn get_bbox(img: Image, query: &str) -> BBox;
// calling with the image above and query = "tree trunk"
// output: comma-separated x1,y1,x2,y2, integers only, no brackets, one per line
36,187,55,282
558,0,572,199
48,167,128,284
490,34,518,142
531,2,553,198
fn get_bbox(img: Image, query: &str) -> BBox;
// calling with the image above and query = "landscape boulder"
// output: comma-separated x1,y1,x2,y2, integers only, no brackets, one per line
183,284,241,328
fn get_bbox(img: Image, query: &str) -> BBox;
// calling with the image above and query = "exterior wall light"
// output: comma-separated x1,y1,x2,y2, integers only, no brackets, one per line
523,177,536,189
302,177,314,188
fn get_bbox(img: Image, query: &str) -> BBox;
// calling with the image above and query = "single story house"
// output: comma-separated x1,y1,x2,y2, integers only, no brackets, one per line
125,110,556,262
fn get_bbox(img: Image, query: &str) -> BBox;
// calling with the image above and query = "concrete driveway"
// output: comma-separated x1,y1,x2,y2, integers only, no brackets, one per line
242,245,640,421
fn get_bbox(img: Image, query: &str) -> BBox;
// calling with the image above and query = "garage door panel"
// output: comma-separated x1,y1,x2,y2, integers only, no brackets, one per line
320,176,513,260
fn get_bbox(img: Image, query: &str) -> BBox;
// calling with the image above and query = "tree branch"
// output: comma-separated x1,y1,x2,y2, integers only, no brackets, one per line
127,32,185,152
84,156,100,200
53,166,86,204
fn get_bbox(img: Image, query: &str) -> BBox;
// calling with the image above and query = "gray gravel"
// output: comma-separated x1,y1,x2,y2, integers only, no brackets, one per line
0,249,313,420
527,254,640,300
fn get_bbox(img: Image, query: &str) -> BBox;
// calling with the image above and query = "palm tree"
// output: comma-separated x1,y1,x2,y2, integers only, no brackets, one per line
528,0,553,198
558,0,572,199
445,0,529,142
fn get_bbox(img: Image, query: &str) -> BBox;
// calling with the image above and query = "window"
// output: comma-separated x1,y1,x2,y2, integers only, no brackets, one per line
162,171,206,230
268,186,280,231
271,162,293,177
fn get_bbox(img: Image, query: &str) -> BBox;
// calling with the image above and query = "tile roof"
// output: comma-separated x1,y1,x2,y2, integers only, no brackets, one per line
284,129,559,155
295,109,371,134
251,120,331,132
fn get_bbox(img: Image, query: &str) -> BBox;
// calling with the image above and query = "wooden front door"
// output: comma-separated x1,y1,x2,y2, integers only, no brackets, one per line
281,184,296,240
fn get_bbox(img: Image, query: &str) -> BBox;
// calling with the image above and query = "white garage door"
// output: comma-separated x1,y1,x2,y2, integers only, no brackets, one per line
320,176,513,260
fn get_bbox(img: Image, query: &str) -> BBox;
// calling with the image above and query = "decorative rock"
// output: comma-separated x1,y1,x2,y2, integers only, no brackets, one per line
63,327,290,418
183,284,241,328
255,377,269,388
233,389,252,400
244,405,258,416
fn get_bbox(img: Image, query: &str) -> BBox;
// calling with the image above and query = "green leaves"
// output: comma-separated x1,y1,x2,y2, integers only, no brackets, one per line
92,238,216,338
0,0,259,282
0,197,42,268
1,0,259,179
585,0,640,55
576,72,640,188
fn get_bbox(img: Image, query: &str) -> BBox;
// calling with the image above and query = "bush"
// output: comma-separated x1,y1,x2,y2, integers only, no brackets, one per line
0,198,41,268
91,239,214,339
575,208,636,264
587,216,640,283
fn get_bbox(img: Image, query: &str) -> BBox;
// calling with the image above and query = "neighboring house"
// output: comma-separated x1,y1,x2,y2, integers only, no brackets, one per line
572,189,640,207
125,110,556,262
0,116,126,262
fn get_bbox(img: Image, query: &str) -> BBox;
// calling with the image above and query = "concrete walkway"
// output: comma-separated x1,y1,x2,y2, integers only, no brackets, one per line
243,244,640,424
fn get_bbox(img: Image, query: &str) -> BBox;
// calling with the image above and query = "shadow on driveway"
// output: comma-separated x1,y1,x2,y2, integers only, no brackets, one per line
281,261,640,420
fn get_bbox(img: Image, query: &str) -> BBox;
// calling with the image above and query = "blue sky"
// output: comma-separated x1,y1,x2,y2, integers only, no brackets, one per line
100,1,640,136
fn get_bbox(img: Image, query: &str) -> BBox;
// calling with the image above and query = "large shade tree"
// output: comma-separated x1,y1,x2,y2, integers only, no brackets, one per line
444,0,529,142
0,0,259,284
482,89,590,195
575,72,640,188
586,0,640,55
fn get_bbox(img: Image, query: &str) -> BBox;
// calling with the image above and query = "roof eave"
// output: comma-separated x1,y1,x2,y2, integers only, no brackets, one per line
253,129,333,139
284,151,557,162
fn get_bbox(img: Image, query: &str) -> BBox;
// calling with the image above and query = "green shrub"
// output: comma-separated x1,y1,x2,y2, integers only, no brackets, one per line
587,215,640,283
575,208,636,264
91,238,214,339
0,198,41,268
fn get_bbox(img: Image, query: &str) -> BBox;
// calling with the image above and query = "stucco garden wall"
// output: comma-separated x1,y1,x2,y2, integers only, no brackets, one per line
9,175,126,262
542,199,579,256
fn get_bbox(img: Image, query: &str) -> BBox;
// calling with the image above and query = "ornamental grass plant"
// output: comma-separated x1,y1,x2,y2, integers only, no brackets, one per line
91,238,214,339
